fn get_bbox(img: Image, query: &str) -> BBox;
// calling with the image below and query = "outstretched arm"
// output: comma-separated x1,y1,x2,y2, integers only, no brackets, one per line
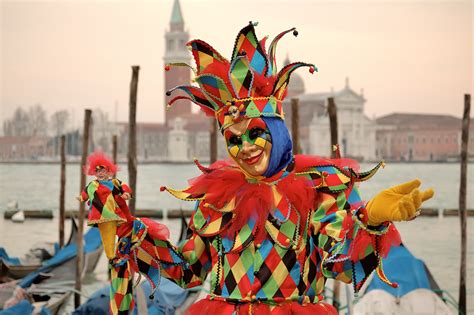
315,179,434,291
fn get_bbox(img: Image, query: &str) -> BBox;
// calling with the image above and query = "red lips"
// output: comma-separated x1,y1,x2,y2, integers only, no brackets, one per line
243,150,263,165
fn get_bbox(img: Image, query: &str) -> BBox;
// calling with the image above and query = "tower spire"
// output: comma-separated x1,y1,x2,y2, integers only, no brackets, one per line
170,0,184,31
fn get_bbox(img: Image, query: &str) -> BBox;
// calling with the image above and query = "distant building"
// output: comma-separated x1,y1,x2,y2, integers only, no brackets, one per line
0,136,52,160
375,113,474,162
4,0,469,164
283,65,377,161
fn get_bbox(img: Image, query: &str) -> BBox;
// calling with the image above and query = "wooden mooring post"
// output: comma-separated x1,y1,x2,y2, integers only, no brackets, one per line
327,97,338,159
327,97,340,309
59,135,66,248
458,94,470,315
112,134,118,177
291,98,300,154
75,109,92,308
128,66,140,215
210,119,218,164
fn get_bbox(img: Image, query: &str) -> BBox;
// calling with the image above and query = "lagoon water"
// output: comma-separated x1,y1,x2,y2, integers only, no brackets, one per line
0,162,473,313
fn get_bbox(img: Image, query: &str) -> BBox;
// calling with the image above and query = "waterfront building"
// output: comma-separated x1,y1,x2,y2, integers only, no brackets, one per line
375,113,474,162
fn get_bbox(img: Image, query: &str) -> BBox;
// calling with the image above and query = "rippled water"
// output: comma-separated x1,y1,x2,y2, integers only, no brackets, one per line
0,162,473,313
0,162,472,211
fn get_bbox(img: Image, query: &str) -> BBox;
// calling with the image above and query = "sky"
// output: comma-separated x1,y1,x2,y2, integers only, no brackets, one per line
0,0,472,128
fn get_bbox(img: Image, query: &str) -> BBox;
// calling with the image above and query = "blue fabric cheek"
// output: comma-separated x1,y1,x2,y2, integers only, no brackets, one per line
262,118,293,177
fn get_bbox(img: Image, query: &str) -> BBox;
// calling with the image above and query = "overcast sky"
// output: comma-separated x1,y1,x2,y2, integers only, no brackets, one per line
0,0,472,127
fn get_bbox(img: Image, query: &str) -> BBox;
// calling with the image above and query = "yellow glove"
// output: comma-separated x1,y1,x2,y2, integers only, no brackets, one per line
367,179,434,226
98,221,117,260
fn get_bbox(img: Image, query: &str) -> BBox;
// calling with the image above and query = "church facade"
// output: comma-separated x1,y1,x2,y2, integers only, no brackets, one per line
283,72,377,161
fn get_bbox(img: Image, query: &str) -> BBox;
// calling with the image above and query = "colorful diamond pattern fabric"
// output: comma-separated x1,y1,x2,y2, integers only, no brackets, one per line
150,160,397,311
229,56,253,98
195,75,233,103
83,179,128,226
188,39,228,73
166,23,315,131
231,23,268,76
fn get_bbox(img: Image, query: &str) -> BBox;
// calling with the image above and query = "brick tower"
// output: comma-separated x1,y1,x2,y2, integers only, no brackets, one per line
164,0,191,126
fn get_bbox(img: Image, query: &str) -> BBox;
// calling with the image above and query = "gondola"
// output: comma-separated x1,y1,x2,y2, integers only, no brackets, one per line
352,244,459,315
0,219,77,282
0,222,103,314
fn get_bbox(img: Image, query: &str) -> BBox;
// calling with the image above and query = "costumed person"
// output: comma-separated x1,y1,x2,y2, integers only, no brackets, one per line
98,23,434,315
78,150,169,314
156,22,435,314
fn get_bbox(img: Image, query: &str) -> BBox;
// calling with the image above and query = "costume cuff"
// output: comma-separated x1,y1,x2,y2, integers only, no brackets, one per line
352,207,390,235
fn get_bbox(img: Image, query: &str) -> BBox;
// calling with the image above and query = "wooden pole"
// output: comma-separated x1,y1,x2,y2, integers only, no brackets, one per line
458,94,470,315
112,134,118,178
59,135,66,248
327,97,339,158
210,119,217,164
327,97,340,309
128,66,140,215
291,98,300,154
75,109,92,308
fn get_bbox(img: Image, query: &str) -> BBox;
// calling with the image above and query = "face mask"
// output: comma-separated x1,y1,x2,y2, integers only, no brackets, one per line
225,119,272,158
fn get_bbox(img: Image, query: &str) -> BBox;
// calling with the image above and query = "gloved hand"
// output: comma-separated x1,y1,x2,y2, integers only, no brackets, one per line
366,179,434,226
98,221,118,260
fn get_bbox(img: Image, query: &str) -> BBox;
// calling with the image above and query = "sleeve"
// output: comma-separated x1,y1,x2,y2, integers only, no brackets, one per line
80,187,89,202
110,217,212,314
139,216,212,289
112,178,132,196
312,184,401,292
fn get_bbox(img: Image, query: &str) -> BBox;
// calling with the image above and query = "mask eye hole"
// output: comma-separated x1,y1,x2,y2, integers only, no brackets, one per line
249,128,265,140
228,135,242,145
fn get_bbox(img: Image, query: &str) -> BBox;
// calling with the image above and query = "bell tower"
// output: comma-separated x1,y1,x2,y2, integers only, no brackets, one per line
164,0,191,125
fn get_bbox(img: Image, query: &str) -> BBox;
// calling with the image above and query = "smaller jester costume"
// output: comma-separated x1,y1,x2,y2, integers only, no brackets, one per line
94,23,434,315
79,151,170,313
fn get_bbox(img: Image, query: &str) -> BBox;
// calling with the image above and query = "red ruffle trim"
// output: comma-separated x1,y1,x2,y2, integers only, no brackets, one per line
185,159,314,242
186,299,338,315
350,223,401,261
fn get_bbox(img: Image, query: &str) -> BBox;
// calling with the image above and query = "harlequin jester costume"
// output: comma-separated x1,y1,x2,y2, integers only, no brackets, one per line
80,151,170,314
97,23,434,315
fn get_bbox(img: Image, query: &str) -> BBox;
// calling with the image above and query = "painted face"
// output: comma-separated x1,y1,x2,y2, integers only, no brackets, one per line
95,167,111,181
224,118,272,177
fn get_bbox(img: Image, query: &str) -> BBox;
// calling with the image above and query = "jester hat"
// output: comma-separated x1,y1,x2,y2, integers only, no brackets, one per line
166,22,317,132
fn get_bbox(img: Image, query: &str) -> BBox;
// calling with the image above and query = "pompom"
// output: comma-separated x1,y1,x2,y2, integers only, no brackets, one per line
164,65,170,71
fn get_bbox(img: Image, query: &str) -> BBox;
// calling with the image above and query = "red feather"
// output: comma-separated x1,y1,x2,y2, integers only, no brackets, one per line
184,160,314,242
378,224,401,258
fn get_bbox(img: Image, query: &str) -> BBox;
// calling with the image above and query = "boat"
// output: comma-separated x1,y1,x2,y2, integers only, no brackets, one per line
73,277,195,315
0,219,76,281
352,244,459,315
0,223,103,314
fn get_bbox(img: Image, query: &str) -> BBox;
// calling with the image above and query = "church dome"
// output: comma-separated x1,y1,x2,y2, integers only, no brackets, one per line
288,72,305,97
283,55,305,97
